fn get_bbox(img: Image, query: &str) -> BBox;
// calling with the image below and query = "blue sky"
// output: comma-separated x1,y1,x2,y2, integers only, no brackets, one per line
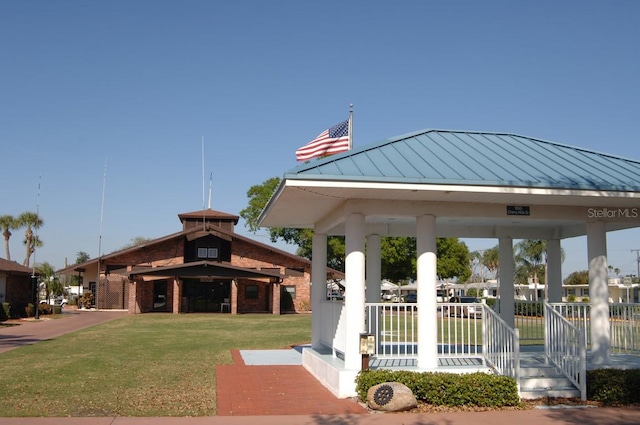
2,1,639,278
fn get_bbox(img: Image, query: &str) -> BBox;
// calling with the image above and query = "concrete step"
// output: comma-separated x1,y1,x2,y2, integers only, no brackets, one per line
520,387,581,399
520,376,574,390
519,365,581,399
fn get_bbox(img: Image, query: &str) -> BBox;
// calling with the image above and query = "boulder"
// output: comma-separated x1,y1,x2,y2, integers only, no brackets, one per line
366,382,417,412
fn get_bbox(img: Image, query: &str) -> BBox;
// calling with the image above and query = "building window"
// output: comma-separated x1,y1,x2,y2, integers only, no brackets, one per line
197,247,218,259
245,285,259,299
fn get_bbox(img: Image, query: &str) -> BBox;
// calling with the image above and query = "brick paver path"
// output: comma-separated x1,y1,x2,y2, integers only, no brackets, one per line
216,350,368,416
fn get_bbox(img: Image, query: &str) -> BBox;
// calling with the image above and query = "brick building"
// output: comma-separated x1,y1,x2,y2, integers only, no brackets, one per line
0,258,35,318
59,209,335,314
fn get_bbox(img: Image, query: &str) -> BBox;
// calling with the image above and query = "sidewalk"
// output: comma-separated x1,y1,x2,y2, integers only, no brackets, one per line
0,309,128,354
0,407,639,425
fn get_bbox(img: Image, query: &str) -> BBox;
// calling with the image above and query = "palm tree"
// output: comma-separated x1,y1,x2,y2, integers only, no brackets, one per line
515,240,547,301
0,215,17,261
514,240,565,301
17,212,43,268
482,246,500,279
35,261,59,303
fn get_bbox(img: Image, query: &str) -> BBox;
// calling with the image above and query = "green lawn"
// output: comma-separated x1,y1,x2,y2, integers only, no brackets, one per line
0,313,312,417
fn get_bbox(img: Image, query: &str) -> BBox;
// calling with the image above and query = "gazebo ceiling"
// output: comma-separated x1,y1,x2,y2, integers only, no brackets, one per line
259,130,640,239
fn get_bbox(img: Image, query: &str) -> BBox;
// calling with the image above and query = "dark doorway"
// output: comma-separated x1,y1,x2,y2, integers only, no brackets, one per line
183,279,231,312
153,280,168,312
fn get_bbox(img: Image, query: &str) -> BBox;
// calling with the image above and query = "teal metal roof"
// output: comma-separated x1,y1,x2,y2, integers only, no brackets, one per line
285,130,640,192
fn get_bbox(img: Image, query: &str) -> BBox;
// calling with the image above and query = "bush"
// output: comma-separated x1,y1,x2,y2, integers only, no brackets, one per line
587,369,640,405
25,303,53,317
356,369,520,407
79,292,94,309
0,302,9,321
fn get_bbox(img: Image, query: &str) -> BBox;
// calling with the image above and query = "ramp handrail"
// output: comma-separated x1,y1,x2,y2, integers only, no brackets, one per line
544,301,587,400
482,304,520,386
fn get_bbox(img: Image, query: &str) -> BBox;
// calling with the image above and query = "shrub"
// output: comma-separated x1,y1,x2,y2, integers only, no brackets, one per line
587,369,640,405
79,292,94,309
0,302,10,321
355,369,520,407
25,303,53,317
39,304,52,315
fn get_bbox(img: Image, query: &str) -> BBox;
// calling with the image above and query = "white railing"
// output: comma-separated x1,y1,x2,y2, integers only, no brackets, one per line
438,302,483,357
365,302,486,360
550,302,640,354
365,303,418,358
609,303,640,353
483,304,520,383
544,302,587,400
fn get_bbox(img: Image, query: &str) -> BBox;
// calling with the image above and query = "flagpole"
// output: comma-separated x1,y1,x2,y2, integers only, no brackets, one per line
348,103,353,151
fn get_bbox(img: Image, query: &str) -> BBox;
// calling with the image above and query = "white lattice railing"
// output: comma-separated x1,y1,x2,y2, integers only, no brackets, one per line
545,302,587,400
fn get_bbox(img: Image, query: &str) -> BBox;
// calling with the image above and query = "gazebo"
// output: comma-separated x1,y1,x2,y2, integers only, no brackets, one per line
259,129,640,397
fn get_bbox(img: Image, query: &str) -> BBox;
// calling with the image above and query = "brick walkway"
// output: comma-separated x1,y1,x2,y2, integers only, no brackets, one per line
216,350,368,416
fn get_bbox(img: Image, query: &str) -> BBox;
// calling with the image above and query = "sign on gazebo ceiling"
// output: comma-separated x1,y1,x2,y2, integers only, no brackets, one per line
506,205,530,216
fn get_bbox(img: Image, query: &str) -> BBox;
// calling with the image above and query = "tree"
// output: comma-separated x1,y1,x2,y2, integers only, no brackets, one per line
75,251,91,264
381,237,416,282
436,237,471,282
514,239,565,300
68,251,91,292
469,250,484,282
481,246,500,279
240,177,281,233
0,214,18,261
36,261,62,302
17,211,43,267
514,240,547,300
120,236,154,250
564,270,588,285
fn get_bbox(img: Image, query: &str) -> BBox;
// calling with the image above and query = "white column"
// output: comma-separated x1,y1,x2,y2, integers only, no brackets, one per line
365,234,382,303
546,239,563,302
498,237,515,328
416,214,438,369
344,213,366,370
311,232,327,350
587,221,610,365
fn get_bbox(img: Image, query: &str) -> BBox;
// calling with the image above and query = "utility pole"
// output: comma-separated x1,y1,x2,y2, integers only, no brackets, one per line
631,249,640,282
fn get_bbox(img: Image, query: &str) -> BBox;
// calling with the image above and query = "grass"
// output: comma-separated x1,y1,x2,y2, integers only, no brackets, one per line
0,313,312,417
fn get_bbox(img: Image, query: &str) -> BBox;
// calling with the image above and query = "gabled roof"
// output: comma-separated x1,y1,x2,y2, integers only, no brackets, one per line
0,258,34,275
286,129,640,192
57,217,319,276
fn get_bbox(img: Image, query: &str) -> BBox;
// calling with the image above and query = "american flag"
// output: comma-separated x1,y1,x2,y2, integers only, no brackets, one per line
295,119,350,161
